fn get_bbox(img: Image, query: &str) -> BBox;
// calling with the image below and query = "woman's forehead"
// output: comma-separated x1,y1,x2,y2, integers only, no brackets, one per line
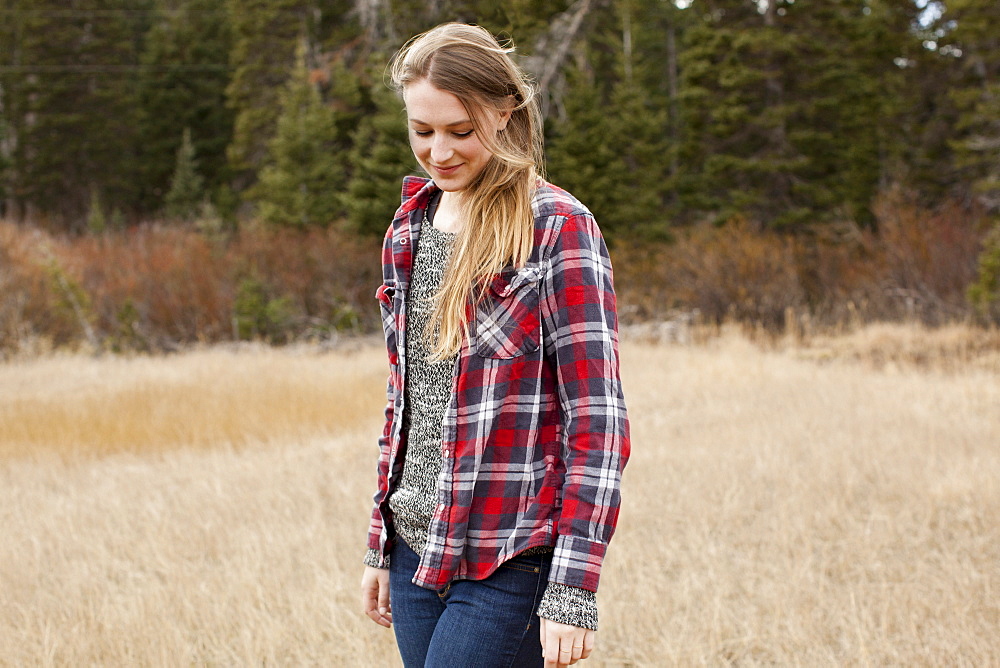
404,80,470,123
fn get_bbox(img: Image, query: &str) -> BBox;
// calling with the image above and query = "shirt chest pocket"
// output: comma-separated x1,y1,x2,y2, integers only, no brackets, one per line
474,265,543,359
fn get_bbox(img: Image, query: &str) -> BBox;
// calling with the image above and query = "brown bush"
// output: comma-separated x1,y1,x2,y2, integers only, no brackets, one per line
871,188,986,323
613,188,992,334
0,221,381,355
62,226,232,349
1,187,993,355
0,222,81,353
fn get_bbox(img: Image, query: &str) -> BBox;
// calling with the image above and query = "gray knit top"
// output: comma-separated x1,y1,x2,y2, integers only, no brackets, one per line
365,214,598,631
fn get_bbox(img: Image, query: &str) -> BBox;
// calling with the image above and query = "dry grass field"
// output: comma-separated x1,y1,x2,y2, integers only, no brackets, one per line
1,325,998,666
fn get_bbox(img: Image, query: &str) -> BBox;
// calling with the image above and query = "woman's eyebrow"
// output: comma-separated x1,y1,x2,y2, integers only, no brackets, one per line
409,118,472,127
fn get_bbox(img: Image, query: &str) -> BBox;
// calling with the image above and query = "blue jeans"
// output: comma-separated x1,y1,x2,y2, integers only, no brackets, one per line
389,539,550,667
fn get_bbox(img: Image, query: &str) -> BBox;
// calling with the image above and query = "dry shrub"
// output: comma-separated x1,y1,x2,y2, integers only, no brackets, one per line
614,189,992,334
63,226,232,349
2,187,994,355
870,187,985,323
615,221,806,329
229,224,379,336
0,221,381,355
0,222,80,353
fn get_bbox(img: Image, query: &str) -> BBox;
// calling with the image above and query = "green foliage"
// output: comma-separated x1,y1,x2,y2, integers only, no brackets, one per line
546,1,675,242
968,223,1000,322
944,0,1000,213
225,0,316,195
233,276,296,342
135,0,235,213
5,0,144,228
111,299,148,352
252,47,345,227
87,189,107,235
45,256,98,348
0,0,997,259
343,83,416,236
165,128,206,221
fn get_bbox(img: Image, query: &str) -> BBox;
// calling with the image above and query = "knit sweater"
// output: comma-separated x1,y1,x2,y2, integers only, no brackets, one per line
364,217,598,630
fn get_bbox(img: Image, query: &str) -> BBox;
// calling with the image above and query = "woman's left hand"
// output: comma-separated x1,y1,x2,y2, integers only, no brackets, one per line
540,617,595,667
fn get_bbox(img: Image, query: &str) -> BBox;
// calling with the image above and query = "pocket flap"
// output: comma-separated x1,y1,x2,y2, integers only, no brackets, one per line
375,282,396,307
487,265,543,299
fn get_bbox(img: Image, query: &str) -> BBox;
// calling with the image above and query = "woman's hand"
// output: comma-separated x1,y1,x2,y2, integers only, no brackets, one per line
360,566,392,628
540,617,595,667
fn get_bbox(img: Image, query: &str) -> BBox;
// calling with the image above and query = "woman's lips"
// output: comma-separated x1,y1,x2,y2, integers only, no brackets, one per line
432,164,461,175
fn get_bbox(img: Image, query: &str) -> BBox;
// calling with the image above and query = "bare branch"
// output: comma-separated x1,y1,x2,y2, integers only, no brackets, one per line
521,0,601,120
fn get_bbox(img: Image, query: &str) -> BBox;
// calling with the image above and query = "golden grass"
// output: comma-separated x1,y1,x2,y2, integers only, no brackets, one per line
791,321,1000,373
1,326,998,665
0,341,387,460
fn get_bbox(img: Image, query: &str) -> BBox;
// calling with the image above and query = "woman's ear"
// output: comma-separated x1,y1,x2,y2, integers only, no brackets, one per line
498,96,515,131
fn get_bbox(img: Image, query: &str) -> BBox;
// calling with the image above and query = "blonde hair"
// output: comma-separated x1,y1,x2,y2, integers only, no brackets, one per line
389,23,544,359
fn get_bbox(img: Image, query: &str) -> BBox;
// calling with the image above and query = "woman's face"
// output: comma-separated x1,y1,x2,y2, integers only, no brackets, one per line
403,79,509,193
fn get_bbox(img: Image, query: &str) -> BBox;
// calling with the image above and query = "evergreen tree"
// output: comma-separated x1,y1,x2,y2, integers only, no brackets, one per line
6,0,145,228
885,1,960,205
675,0,923,229
546,0,674,242
136,0,235,214
342,81,416,236
942,0,1000,212
86,187,106,234
225,0,315,199
678,0,809,228
165,127,205,221
253,44,343,227
967,222,1000,322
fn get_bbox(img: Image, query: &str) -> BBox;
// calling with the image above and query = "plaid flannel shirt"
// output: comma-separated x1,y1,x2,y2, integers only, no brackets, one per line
367,176,630,593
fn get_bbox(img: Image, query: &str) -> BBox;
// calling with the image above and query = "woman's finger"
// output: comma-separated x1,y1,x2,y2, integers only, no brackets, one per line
581,629,595,659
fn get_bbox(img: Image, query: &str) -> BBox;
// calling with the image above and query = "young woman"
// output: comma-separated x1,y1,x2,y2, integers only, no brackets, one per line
360,23,630,668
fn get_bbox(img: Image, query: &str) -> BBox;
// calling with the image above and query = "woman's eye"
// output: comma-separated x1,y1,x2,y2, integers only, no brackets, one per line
412,128,473,138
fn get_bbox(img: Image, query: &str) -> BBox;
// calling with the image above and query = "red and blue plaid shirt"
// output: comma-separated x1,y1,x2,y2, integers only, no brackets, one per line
367,176,630,593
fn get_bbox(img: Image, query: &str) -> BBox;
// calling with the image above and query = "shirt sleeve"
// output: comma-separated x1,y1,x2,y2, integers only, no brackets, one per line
366,225,400,560
539,209,630,594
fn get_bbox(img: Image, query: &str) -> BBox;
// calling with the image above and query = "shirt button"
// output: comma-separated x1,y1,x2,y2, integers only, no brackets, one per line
442,449,450,457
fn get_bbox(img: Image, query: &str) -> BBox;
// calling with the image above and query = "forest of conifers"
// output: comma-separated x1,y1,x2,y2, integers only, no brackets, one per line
1,0,999,352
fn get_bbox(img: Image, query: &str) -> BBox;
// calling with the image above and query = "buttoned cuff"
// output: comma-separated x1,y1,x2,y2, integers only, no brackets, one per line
549,534,607,592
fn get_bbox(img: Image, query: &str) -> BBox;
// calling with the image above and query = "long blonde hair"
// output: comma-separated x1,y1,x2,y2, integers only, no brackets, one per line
389,23,545,359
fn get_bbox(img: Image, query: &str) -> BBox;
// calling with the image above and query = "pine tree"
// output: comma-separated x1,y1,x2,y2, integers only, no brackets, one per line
225,0,315,199
675,0,923,229
943,0,1000,213
86,187,106,235
678,0,810,228
136,0,235,214
343,80,417,236
6,0,145,228
253,44,344,227
165,128,205,221
546,0,672,241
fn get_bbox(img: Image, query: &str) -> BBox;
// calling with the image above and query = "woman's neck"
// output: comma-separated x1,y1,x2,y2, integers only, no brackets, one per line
433,190,464,234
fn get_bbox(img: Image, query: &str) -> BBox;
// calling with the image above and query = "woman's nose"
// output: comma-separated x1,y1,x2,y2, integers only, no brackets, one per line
430,135,453,163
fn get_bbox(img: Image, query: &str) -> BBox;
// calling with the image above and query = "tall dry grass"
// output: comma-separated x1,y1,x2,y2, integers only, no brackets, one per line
1,328,998,665
0,341,386,459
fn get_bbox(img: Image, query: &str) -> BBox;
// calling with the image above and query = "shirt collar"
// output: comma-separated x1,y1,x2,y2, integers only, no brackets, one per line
399,176,438,216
